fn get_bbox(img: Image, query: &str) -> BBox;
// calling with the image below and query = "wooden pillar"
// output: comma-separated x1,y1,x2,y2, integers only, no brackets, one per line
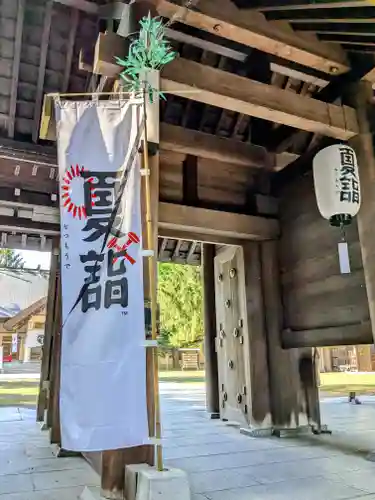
37,240,59,422
347,81,375,343
242,242,272,428
49,274,62,445
260,241,314,429
202,244,220,416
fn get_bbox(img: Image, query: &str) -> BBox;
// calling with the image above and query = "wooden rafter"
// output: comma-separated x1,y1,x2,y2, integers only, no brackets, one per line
158,238,168,259
53,0,98,13
153,0,349,75
62,8,80,92
172,240,183,260
8,0,25,138
187,241,198,263
33,0,53,143
160,123,271,168
161,58,358,140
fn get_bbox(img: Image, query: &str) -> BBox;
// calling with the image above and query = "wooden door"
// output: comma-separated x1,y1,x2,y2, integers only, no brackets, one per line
214,246,248,425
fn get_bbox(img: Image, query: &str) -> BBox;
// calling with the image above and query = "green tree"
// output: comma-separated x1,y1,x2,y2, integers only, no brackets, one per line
158,263,203,348
0,249,25,268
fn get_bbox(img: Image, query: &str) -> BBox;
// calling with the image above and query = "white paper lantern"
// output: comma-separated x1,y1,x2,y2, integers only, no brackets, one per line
313,144,361,227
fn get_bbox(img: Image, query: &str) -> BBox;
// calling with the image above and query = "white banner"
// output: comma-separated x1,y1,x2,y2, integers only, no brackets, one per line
25,329,44,348
55,99,148,452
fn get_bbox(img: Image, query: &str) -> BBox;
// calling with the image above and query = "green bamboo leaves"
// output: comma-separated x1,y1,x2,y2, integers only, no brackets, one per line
116,14,177,102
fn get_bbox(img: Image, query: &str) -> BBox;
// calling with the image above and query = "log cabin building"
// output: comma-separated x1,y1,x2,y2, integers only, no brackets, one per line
3,0,375,496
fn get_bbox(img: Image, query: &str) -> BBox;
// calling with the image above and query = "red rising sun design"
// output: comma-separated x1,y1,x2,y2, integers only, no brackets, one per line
61,165,98,220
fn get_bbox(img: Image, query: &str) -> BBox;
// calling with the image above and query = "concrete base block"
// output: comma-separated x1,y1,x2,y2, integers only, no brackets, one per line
125,464,152,500
206,412,220,420
223,420,241,429
240,427,273,438
80,486,103,500
312,424,332,435
53,444,81,458
136,468,191,500
272,425,311,438
40,421,48,431
40,409,49,430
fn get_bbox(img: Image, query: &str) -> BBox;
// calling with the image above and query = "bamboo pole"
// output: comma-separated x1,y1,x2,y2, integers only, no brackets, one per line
47,90,200,98
141,89,163,471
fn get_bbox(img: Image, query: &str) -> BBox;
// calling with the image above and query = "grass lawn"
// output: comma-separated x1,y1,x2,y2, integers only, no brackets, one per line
1,371,374,409
0,379,39,408
159,370,205,384
159,370,375,396
320,372,375,396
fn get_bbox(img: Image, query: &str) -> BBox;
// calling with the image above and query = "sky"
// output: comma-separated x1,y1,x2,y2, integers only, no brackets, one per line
18,250,51,270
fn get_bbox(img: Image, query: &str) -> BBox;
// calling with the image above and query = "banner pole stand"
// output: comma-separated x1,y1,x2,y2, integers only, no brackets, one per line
141,89,163,472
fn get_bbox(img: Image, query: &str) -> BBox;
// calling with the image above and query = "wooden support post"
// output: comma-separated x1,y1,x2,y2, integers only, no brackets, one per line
49,274,62,445
260,241,313,429
202,244,220,417
37,241,59,422
242,242,272,428
347,81,375,343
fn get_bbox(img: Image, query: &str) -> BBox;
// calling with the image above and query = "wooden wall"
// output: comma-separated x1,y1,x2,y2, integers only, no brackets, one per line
159,150,256,209
279,173,370,335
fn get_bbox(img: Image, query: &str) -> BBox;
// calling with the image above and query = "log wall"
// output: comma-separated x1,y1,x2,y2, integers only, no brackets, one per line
279,173,370,344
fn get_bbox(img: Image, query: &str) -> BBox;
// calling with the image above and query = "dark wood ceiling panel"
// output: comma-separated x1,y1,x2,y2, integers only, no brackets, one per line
294,22,375,34
242,0,373,10
264,6,375,21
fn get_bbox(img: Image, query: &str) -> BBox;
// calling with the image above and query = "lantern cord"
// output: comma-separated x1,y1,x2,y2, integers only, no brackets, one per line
340,222,346,242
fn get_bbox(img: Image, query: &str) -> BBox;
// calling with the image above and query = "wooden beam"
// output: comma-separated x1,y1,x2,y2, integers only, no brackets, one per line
161,58,358,140
93,31,128,77
0,215,59,236
0,159,57,195
53,0,98,13
33,0,53,143
159,227,245,246
154,0,349,75
62,8,79,92
8,0,25,138
158,202,279,241
283,322,373,348
160,123,271,168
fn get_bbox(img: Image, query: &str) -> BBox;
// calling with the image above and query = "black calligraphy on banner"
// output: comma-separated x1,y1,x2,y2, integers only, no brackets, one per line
79,249,128,313
338,146,360,204
81,170,125,242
